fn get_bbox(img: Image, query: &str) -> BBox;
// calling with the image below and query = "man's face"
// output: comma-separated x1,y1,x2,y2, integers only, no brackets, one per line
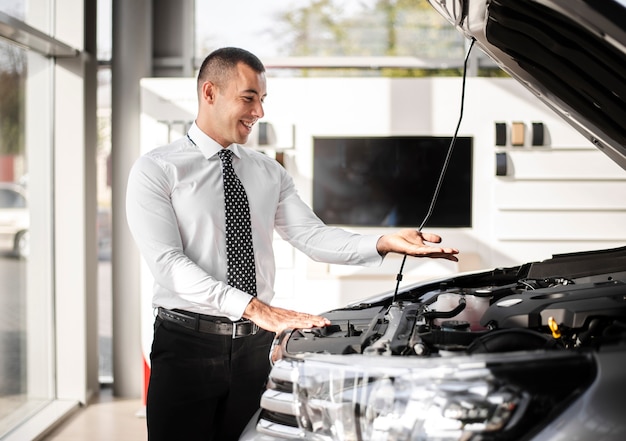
208,62,267,147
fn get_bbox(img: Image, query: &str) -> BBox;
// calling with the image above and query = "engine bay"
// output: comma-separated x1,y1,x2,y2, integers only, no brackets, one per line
285,246,626,358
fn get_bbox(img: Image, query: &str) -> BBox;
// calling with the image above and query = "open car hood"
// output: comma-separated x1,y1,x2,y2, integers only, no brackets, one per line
428,0,626,170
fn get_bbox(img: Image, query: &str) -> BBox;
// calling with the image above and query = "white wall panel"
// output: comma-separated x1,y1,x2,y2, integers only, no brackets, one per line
495,181,626,210
502,149,625,180
495,211,626,240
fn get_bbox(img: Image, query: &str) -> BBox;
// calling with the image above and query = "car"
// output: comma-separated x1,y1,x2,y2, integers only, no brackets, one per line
243,246,626,440
0,182,29,259
240,0,626,440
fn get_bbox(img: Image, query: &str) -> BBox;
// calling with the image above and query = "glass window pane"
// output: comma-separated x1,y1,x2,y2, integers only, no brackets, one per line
193,1,466,64
0,38,53,438
97,66,113,383
0,0,26,20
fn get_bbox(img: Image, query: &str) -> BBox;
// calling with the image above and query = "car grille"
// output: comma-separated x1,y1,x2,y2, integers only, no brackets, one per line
256,359,304,439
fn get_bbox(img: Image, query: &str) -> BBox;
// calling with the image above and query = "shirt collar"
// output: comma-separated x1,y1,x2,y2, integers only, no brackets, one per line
187,122,243,159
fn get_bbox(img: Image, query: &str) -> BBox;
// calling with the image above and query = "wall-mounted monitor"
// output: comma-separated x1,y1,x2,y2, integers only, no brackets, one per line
313,136,473,228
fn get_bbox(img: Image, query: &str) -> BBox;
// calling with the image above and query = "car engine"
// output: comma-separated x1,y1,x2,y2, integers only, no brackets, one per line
285,246,626,359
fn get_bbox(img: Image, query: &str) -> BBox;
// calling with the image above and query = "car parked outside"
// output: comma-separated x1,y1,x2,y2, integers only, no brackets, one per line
0,182,29,259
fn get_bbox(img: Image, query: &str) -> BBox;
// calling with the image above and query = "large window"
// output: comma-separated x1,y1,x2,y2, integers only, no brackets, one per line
0,39,55,438
194,0,468,72
0,1,95,438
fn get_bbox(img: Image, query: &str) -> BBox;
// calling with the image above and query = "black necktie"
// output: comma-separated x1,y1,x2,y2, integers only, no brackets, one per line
217,149,257,295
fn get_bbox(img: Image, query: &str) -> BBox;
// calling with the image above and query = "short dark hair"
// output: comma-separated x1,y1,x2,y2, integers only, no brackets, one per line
197,47,265,92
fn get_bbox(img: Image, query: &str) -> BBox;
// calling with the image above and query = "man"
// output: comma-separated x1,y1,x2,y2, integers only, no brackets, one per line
126,47,459,440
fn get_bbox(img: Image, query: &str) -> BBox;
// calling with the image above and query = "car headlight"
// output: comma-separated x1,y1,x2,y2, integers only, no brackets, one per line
287,351,594,441
293,358,525,441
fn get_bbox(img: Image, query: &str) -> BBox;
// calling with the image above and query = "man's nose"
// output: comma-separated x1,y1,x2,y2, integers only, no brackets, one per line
253,100,264,119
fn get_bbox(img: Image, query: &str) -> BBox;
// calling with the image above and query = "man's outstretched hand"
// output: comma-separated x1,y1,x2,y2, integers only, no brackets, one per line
243,297,331,334
376,229,459,262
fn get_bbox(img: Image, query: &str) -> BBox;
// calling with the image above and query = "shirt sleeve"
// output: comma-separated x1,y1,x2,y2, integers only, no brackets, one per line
274,168,384,267
125,154,252,320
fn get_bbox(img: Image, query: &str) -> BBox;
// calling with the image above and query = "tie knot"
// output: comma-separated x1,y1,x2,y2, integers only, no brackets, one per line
217,149,233,163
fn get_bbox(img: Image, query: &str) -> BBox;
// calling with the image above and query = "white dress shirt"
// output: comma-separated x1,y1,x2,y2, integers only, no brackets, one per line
126,123,384,320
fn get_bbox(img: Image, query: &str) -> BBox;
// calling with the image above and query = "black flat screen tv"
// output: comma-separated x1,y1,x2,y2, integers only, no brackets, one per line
312,136,472,228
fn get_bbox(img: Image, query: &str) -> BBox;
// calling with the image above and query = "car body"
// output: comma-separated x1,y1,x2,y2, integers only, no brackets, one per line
0,182,29,259
240,1,626,440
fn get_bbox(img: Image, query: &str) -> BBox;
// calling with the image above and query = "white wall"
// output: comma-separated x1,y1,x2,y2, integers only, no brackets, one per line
140,76,626,315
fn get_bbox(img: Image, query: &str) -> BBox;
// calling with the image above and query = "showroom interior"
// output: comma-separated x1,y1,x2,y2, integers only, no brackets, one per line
1,0,625,440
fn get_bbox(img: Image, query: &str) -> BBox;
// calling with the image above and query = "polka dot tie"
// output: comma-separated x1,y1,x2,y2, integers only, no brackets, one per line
218,149,257,296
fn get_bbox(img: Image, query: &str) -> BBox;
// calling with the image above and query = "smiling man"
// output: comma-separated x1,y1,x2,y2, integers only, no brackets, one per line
126,47,459,440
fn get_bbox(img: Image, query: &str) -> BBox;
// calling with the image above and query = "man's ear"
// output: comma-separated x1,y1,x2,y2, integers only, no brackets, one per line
201,81,216,103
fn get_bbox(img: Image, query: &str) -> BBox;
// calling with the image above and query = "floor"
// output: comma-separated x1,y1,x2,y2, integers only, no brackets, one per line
40,388,147,441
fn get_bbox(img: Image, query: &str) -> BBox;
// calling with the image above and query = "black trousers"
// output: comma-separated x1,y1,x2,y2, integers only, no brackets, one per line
146,316,274,441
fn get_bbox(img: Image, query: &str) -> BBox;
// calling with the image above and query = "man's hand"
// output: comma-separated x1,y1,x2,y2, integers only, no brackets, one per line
377,229,459,262
243,297,331,334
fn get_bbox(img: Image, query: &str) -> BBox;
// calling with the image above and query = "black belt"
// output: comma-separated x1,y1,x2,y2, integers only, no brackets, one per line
157,307,259,339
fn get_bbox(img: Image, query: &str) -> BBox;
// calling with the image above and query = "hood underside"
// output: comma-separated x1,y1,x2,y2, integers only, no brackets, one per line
429,0,626,169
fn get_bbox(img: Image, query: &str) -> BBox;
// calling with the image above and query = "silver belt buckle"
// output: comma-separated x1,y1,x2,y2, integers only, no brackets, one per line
232,320,259,339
